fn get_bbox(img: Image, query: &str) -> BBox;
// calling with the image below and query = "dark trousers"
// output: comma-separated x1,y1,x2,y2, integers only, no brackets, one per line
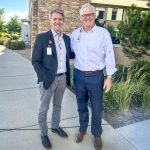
73,68,104,137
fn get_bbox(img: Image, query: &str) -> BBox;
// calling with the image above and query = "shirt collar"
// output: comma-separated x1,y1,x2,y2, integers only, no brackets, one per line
51,28,63,38
81,24,97,33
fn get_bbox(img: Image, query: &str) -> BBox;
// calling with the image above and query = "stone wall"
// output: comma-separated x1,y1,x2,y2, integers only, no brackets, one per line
29,0,91,47
114,45,150,66
30,0,38,48
113,45,132,66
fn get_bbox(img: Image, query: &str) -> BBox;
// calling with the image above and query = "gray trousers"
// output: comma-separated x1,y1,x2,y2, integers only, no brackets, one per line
38,74,66,136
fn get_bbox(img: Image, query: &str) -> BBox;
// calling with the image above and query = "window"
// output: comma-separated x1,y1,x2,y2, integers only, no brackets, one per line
111,9,117,20
98,10,104,19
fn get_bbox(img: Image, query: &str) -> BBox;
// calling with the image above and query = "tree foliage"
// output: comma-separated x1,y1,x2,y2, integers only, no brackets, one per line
0,8,22,45
0,20,7,32
7,16,21,34
0,8,5,19
0,8,5,31
106,24,116,38
118,5,150,59
147,0,150,7
0,19,4,31
0,8,8,33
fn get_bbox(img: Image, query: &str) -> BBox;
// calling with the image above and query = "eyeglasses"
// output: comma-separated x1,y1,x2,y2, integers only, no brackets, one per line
81,13,95,18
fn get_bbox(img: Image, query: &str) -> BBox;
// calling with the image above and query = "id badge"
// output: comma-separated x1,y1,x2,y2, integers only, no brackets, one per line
47,47,52,55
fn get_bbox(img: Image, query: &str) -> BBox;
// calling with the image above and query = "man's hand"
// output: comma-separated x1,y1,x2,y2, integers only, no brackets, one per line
103,77,112,93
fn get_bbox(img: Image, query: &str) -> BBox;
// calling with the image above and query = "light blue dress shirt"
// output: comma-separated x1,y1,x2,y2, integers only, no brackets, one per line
52,29,66,74
70,25,117,76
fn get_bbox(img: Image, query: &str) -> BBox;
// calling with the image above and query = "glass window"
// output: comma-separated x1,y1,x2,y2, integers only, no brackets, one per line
98,10,104,19
111,10,117,20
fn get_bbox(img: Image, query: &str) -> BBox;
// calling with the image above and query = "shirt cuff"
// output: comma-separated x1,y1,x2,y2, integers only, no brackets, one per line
106,68,117,76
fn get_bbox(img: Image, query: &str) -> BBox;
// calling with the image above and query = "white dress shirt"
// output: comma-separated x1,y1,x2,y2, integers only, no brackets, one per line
70,25,117,75
52,29,66,74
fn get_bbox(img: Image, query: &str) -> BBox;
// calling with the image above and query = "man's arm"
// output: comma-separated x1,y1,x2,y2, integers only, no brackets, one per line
70,49,75,59
68,36,75,59
32,34,44,82
103,76,113,93
103,30,117,93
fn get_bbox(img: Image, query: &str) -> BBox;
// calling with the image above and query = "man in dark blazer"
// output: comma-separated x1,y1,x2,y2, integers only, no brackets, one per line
32,7,74,149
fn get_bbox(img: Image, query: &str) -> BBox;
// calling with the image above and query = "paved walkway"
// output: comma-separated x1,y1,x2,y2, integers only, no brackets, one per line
0,45,149,150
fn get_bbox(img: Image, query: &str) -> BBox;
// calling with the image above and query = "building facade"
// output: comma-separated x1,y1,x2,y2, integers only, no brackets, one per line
21,19,30,47
93,0,149,28
29,0,91,47
29,0,149,47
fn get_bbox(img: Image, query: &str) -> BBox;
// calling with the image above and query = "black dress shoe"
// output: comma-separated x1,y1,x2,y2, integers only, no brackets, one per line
51,127,68,138
41,135,52,149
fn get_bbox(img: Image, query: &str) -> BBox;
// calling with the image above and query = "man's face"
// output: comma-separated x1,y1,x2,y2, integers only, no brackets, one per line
50,12,64,32
80,8,95,29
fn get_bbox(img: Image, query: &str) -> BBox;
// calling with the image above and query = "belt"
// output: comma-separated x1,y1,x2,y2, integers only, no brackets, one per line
80,70,102,74
56,73,65,76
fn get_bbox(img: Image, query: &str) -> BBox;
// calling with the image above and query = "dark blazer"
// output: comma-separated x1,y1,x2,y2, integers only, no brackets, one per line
32,30,75,90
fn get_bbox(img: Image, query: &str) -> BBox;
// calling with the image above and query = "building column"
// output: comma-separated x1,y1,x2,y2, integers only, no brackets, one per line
30,0,38,48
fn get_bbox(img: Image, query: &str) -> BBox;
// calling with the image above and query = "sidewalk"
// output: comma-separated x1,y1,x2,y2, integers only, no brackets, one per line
0,46,149,150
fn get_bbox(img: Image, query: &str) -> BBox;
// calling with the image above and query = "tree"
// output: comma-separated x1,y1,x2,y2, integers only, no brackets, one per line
147,0,150,7
7,16,21,34
0,19,4,31
0,8,7,32
118,5,150,59
0,8,5,19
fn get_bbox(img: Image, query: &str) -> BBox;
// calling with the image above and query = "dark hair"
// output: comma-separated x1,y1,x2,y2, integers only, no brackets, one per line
49,7,65,19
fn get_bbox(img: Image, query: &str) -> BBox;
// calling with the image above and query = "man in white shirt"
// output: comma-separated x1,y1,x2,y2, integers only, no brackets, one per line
70,3,116,150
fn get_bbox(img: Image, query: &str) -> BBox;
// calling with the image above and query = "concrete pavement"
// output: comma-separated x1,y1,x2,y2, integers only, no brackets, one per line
0,45,149,150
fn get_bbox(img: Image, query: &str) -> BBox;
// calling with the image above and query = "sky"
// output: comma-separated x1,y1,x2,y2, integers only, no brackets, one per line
0,0,28,22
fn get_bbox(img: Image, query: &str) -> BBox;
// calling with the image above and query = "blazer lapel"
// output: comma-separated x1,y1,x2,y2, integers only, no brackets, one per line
63,34,69,55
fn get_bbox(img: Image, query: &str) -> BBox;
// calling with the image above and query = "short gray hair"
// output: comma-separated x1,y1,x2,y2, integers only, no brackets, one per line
49,7,65,19
80,3,96,16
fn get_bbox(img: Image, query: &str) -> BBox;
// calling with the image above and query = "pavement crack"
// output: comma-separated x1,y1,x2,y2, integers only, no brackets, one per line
0,87,38,92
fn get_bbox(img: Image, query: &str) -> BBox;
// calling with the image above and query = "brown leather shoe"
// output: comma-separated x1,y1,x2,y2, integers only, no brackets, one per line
94,137,102,150
75,132,85,143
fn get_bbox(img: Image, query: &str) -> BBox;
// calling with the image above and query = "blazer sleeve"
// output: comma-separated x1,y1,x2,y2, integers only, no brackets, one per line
32,34,44,82
68,37,75,59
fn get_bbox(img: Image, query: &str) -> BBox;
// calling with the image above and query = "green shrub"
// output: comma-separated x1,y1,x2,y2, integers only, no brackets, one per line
104,82,138,112
104,87,119,112
128,60,150,85
11,32,20,40
113,64,128,82
0,32,11,38
5,40,25,50
0,38,3,45
131,82,146,106
70,62,74,89
117,5,150,59
142,87,150,108
113,82,136,112
105,24,116,38
16,41,25,49
104,60,150,113
0,37,10,45
0,32,2,37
